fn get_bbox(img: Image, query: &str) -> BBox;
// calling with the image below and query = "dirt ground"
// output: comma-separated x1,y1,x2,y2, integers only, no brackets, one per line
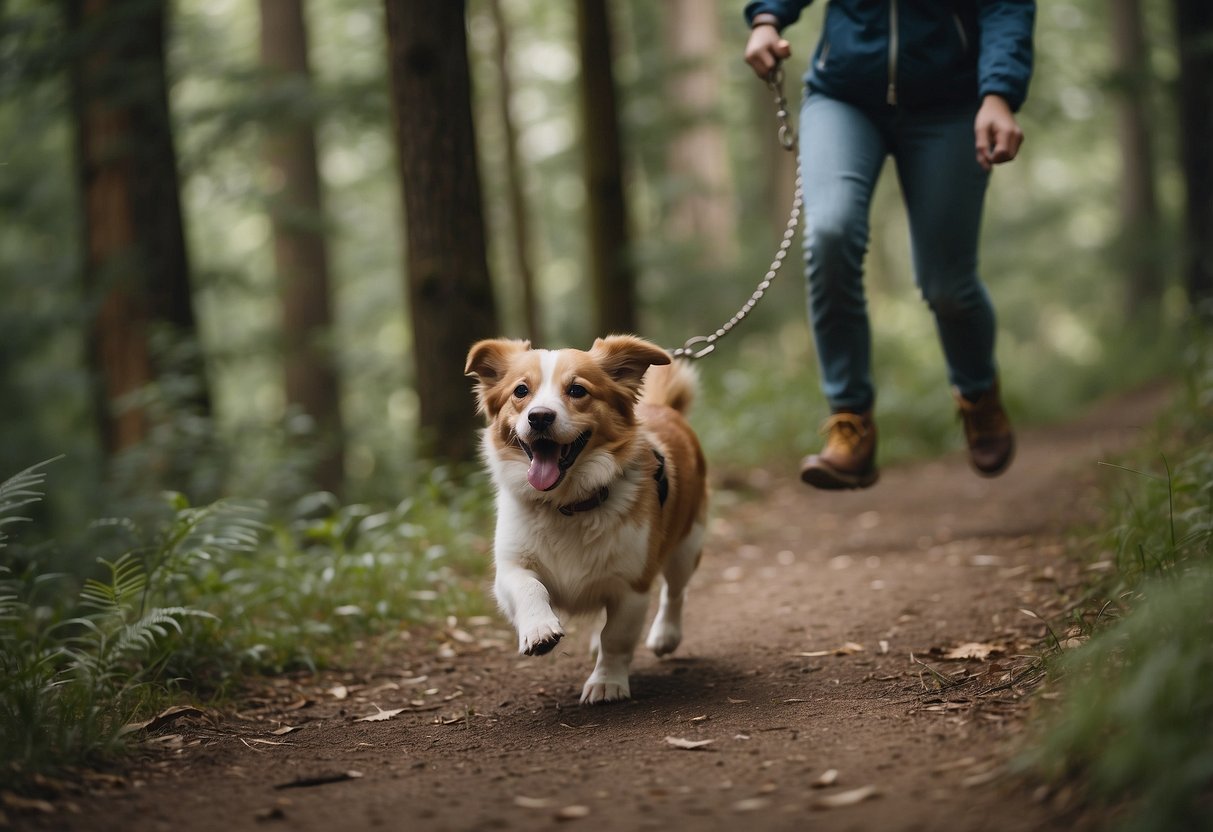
13,385,1171,832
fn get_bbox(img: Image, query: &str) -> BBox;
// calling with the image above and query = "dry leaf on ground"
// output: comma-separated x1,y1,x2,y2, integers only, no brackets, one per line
355,707,405,722
664,736,715,750
812,769,839,788
119,705,204,736
813,784,880,809
942,642,1004,661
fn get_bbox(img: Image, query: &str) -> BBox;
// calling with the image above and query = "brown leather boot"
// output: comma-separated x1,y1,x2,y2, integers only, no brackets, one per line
800,411,878,490
955,383,1015,477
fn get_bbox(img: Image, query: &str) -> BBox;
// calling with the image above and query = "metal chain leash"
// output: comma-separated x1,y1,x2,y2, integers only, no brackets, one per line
670,65,803,361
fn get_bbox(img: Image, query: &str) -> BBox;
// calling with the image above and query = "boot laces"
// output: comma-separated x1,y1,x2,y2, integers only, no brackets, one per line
820,413,870,453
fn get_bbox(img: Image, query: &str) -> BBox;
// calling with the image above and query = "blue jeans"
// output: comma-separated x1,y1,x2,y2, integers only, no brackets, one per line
798,91,997,412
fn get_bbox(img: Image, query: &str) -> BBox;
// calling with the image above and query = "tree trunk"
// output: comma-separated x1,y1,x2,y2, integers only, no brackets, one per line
662,0,737,264
1110,0,1162,315
66,0,207,455
384,0,500,461
1172,0,1213,313
576,0,636,336
486,0,542,345
259,0,345,493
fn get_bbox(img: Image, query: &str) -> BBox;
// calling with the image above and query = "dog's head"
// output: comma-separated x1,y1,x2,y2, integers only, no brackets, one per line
465,335,671,495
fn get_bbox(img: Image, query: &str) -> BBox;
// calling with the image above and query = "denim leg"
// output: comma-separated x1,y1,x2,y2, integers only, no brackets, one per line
893,109,997,398
798,93,887,412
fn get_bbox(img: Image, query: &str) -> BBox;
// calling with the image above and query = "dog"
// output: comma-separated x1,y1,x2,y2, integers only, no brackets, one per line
464,334,708,704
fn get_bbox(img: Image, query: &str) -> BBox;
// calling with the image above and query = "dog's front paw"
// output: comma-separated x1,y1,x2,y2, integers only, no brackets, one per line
580,674,631,705
519,620,564,656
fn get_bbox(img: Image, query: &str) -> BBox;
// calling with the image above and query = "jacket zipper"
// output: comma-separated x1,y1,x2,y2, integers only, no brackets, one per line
887,0,899,106
952,12,969,53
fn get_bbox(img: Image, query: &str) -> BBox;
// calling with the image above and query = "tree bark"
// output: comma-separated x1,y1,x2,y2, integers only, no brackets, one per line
486,0,542,345
662,0,737,263
576,0,636,336
1110,0,1162,315
259,0,345,493
66,0,207,455
1172,0,1213,313
384,0,499,461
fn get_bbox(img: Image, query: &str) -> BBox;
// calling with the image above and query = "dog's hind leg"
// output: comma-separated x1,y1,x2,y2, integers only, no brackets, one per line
645,523,704,657
581,590,649,704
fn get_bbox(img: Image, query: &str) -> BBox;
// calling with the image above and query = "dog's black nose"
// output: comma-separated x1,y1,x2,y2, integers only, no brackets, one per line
528,408,556,431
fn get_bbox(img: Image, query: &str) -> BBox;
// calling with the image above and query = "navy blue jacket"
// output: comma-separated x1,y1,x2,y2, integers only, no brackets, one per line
744,0,1034,112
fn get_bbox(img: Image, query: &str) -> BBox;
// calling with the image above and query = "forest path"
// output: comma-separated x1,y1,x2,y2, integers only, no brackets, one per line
31,384,1170,832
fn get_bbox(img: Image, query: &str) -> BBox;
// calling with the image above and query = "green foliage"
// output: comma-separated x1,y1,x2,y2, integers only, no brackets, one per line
0,459,493,781
1025,327,1213,831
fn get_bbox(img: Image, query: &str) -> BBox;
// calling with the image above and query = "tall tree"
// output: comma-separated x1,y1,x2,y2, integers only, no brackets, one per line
576,0,636,336
1110,0,1162,315
384,0,499,460
662,0,737,263
259,0,345,493
66,0,207,455
1172,0,1213,313
486,0,542,345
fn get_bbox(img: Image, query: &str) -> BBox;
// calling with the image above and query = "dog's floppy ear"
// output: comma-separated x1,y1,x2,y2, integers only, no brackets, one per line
589,334,671,395
465,339,530,416
465,338,530,381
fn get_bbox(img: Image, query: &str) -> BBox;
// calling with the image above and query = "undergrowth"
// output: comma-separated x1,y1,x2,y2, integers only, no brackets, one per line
1025,328,1213,831
0,461,494,785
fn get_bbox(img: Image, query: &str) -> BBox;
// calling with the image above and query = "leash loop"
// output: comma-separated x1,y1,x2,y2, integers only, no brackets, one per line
668,63,802,361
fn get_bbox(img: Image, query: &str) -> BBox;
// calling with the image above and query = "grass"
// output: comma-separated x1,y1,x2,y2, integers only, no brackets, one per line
1022,326,1213,831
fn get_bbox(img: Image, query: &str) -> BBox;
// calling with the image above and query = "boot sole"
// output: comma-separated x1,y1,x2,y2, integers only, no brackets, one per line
800,461,879,490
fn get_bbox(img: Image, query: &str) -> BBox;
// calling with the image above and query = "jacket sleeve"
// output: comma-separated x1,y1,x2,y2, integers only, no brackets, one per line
975,0,1035,111
743,0,814,30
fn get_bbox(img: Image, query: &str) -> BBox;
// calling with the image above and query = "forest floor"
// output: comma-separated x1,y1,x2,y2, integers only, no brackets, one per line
14,384,1171,832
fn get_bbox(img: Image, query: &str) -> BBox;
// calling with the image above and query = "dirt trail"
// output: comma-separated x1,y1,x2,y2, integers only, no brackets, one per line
25,385,1170,832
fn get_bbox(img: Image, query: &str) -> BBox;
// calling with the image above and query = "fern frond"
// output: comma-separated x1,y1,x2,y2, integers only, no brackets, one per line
79,554,148,615
0,457,62,548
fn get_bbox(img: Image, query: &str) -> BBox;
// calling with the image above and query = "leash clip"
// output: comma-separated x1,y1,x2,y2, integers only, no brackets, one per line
677,335,716,360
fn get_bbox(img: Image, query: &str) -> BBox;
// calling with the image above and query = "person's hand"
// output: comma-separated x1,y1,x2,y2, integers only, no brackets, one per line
974,95,1024,172
744,22,791,80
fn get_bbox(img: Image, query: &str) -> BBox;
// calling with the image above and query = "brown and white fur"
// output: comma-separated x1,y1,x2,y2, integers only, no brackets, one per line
465,335,708,704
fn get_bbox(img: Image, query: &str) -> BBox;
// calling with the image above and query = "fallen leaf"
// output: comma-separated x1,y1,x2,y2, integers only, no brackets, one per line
812,769,839,788
448,628,476,644
726,697,748,704
355,707,405,723
119,704,204,736
943,642,1003,661
664,736,715,750
732,797,770,812
270,726,301,736
513,796,553,809
555,805,590,821
1018,608,1042,620
273,771,362,790
782,698,809,703
793,642,865,658
812,785,880,809
1,792,56,814
327,685,349,700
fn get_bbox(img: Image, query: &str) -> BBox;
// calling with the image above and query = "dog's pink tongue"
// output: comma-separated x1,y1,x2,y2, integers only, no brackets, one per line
527,452,561,491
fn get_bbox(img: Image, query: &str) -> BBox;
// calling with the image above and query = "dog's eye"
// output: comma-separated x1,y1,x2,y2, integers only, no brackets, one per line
513,384,529,398
567,383,587,399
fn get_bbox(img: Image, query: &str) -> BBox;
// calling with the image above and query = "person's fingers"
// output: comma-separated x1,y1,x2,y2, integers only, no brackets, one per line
744,29,791,79
975,121,994,172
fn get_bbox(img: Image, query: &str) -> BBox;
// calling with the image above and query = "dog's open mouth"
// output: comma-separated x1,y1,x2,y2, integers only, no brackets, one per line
518,431,591,492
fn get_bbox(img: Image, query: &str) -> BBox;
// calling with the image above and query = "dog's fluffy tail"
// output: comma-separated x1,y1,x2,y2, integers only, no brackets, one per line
640,360,697,414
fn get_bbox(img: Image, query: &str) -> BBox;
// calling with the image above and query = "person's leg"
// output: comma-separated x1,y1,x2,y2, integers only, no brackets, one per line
891,107,997,398
893,109,1014,476
798,92,888,412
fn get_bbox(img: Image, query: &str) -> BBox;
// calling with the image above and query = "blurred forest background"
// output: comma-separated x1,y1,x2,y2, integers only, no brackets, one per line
1,0,1210,561
2,4,1213,815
